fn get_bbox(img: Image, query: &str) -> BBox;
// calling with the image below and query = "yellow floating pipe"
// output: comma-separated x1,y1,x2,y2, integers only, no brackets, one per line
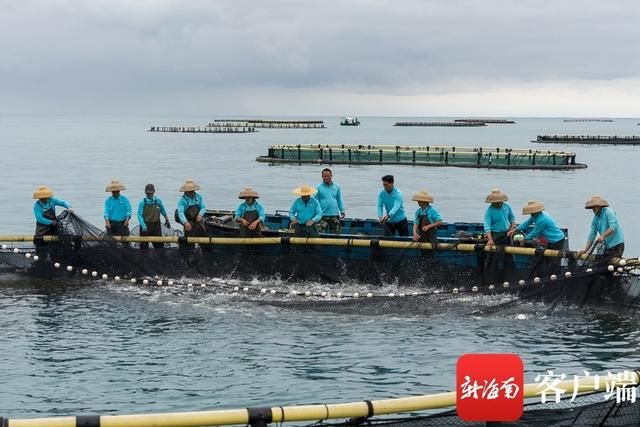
0,234,596,260
8,371,639,427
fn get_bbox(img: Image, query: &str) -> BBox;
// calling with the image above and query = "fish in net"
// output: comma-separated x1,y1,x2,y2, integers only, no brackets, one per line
1,211,639,317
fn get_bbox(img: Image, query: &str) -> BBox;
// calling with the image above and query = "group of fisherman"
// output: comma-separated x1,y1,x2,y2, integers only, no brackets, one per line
31,168,625,259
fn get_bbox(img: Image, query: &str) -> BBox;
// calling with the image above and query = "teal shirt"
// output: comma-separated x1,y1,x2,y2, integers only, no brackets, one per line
235,201,266,222
377,187,406,223
289,197,323,224
414,205,443,224
177,193,206,224
588,207,624,248
104,195,132,222
484,203,515,233
137,196,168,230
316,182,345,216
33,197,71,225
516,211,565,243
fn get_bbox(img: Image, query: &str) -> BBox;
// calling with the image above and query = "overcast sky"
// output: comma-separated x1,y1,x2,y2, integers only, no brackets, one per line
1,0,639,116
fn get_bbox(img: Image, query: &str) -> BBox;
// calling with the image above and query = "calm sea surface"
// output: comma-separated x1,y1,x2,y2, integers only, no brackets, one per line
1,115,640,419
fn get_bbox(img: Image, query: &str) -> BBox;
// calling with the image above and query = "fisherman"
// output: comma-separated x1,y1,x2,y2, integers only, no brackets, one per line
578,195,624,260
316,168,345,234
289,185,323,237
509,200,566,277
104,180,132,237
377,175,408,237
483,188,516,247
411,190,443,250
32,185,72,258
137,184,171,250
177,179,207,249
508,200,566,249
235,187,265,237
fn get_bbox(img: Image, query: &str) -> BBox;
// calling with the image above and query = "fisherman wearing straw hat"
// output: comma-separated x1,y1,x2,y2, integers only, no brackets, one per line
235,187,266,237
509,200,566,249
316,168,345,234
177,179,207,236
578,195,624,259
104,180,132,237
411,191,443,249
137,184,171,250
483,188,516,248
289,185,323,237
377,175,408,237
33,185,72,258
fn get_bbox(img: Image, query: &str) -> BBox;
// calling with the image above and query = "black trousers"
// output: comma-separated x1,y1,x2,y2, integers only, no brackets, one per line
140,222,164,250
384,218,409,237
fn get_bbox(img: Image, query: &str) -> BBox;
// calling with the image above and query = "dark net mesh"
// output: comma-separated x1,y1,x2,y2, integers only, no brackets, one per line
1,211,639,318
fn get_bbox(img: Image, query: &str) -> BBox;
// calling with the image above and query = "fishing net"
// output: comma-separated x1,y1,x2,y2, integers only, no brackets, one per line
1,211,639,317
299,387,640,426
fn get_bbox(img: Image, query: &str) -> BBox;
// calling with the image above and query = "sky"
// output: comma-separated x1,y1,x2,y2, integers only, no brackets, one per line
1,0,639,116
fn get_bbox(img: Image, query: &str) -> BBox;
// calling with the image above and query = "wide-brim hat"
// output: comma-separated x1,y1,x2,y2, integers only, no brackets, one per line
179,179,201,192
293,185,317,197
585,195,609,209
522,200,545,215
412,190,434,203
485,188,508,203
33,185,54,199
105,180,126,192
238,187,260,199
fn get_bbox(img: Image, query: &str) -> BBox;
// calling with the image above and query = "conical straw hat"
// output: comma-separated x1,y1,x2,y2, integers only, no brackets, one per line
33,185,54,199
522,200,545,215
238,187,260,199
485,188,508,203
105,180,126,192
584,195,609,209
411,190,434,203
292,185,317,197
179,179,200,192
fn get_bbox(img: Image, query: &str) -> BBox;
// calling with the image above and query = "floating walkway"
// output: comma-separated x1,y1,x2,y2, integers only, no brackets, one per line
149,126,256,133
208,119,325,129
257,144,586,170
534,135,640,145
394,121,486,127
454,119,515,124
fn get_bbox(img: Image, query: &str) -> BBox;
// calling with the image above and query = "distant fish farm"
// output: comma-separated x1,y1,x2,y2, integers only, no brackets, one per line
534,135,640,145
149,125,256,134
394,121,486,127
563,119,614,122
209,119,325,129
256,144,586,170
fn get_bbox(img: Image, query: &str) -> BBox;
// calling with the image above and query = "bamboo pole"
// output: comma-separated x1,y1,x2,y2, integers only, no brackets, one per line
0,234,600,260
7,371,639,427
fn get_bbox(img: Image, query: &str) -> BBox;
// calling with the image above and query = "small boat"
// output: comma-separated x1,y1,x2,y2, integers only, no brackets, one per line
340,116,360,126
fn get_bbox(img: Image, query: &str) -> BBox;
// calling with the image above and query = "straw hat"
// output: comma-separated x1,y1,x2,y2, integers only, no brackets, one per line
584,195,609,209
522,200,545,215
292,185,317,197
412,190,434,203
33,185,54,199
179,179,200,192
238,187,260,199
105,180,126,192
485,188,508,203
